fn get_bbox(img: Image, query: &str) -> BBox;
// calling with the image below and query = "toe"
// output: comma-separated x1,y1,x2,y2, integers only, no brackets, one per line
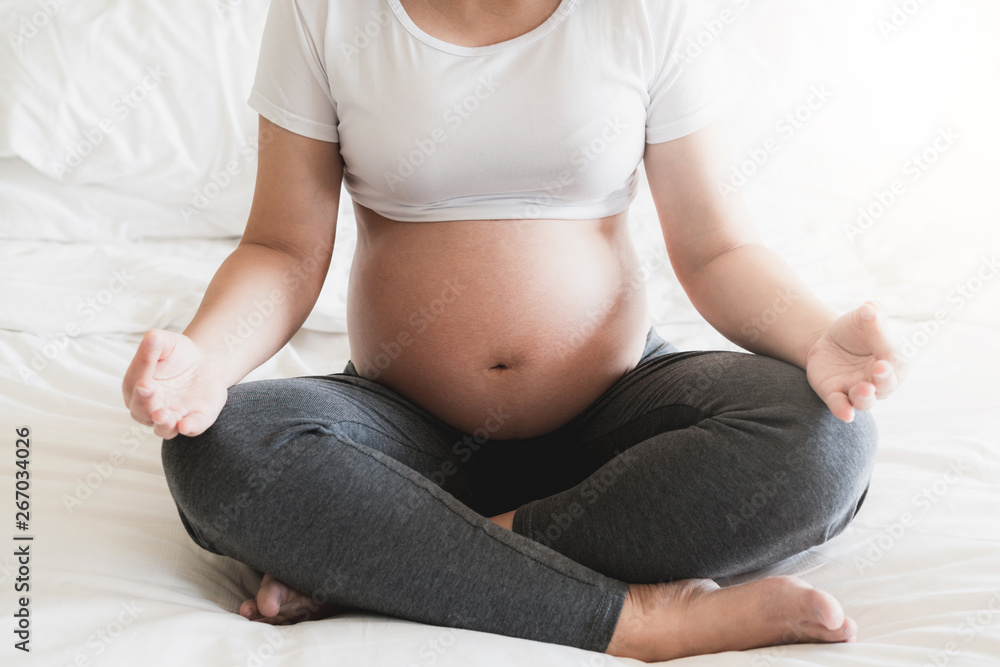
811,589,846,631
239,599,260,620
842,616,858,642
257,574,287,618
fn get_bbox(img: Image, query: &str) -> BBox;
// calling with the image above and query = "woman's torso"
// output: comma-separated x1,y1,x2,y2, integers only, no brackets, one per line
347,205,651,439
340,0,662,439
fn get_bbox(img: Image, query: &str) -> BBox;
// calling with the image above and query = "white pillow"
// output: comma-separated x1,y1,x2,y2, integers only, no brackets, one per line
0,0,270,238
0,157,253,240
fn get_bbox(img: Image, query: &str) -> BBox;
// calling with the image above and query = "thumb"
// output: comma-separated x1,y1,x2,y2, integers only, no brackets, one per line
856,301,896,361
123,329,166,405
137,330,167,388
175,411,215,438
823,390,856,423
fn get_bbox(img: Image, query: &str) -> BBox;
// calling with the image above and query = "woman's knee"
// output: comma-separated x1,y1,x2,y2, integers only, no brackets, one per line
746,355,877,469
161,377,338,485
160,425,251,554
774,389,879,546
722,355,878,537
161,383,258,491
160,380,316,548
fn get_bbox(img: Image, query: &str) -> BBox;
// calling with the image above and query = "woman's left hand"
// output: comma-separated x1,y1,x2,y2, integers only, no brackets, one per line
805,301,905,423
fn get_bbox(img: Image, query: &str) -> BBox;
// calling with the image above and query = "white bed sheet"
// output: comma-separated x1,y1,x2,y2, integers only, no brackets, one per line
0,235,998,667
2,0,999,664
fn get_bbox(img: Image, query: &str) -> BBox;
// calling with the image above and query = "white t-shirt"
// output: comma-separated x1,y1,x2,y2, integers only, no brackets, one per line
248,0,733,222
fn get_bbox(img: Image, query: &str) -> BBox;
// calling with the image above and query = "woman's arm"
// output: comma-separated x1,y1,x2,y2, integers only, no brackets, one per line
643,120,902,422
122,116,343,438
183,116,344,387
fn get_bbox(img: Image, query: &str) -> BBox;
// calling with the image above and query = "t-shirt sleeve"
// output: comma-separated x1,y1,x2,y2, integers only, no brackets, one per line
644,2,735,144
247,0,340,143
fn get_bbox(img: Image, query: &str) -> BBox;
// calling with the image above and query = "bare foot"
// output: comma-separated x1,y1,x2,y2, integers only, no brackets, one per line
489,510,516,531
606,575,857,662
239,573,350,625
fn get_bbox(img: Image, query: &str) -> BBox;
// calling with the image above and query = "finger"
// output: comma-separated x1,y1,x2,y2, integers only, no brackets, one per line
123,330,164,403
824,391,855,423
151,407,179,440
126,335,169,424
153,422,179,440
128,405,155,427
848,380,877,412
857,301,898,362
129,386,165,426
176,411,211,438
870,360,899,398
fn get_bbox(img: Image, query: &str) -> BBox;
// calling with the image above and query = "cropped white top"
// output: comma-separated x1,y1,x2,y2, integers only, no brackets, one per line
248,0,733,222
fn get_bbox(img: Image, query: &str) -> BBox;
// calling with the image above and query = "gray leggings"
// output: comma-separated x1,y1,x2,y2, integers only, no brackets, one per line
161,328,877,653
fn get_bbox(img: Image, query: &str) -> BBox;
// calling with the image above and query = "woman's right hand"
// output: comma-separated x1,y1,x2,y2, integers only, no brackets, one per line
122,329,229,439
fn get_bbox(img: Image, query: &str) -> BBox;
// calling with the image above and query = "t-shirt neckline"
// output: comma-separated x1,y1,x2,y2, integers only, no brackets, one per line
387,0,577,57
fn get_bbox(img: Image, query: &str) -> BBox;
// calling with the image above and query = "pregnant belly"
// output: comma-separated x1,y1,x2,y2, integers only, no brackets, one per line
346,205,652,439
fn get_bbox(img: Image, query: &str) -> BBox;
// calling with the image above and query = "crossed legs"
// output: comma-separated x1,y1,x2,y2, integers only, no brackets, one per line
161,330,877,657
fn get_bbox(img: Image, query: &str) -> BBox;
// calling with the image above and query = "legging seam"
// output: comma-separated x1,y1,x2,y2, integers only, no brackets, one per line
582,582,609,651
313,374,459,434
332,418,444,459
326,428,613,591
516,499,621,651
547,350,722,438
584,582,623,652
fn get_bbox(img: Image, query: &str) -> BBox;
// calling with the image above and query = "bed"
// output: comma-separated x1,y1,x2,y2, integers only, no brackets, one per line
1,0,998,665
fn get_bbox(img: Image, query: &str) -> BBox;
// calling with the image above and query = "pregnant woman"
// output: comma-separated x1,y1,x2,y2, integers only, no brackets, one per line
122,0,902,661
